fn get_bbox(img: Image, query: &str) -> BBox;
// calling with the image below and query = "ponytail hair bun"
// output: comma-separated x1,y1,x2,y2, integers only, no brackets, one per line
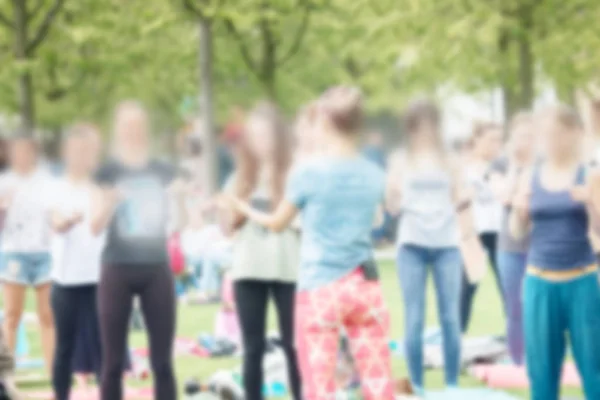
319,85,363,134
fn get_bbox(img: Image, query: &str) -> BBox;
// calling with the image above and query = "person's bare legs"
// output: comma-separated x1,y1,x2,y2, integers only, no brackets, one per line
35,283,55,373
0,316,19,399
2,283,26,354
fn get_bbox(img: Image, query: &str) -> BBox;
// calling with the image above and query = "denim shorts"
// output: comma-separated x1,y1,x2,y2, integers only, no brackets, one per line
0,252,52,286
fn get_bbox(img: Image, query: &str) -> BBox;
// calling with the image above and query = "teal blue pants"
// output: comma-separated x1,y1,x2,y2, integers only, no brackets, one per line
524,272,600,400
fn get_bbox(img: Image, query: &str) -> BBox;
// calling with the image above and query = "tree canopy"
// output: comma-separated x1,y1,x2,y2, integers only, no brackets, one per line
0,0,599,135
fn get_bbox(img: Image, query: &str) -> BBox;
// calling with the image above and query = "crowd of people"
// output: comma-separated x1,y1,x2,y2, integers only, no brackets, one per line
0,87,597,400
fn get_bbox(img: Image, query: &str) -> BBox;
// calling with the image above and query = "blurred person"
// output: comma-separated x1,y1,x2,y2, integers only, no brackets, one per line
181,207,231,303
293,102,322,165
0,331,17,399
228,87,397,400
460,121,504,333
451,137,472,164
487,112,536,365
42,137,63,176
364,131,392,245
0,138,8,172
221,102,302,400
510,105,600,400
48,124,106,400
219,123,241,188
93,101,181,400
386,99,481,395
0,136,56,373
362,130,386,169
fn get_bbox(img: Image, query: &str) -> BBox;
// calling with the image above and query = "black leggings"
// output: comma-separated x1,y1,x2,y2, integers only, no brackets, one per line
234,280,302,400
51,284,102,400
460,232,504,333
98,264,177,400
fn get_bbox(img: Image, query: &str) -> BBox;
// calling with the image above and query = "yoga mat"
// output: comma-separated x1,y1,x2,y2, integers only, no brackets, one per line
14,372,48,385
133,337,208,358
470,362,581,389
393,327,444,357
425,388,520,399
16,358,44,370
25,387,152,399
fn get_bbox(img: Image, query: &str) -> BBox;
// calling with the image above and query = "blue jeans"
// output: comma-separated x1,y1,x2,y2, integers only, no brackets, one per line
524,272,600,400
497,251,527,365
397,244,462,392
188,248,231,295
198,254,221,294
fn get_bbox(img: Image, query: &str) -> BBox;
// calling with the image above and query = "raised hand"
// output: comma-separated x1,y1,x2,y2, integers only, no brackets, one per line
0,190,15,210
511,186,531,220
570,184,590,204
587,169,600,214
70,211,85,224
104,187,123,208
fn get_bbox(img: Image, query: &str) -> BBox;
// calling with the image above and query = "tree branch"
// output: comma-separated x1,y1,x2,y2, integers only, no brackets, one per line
0,10,13,29
224,18,260,78
28,0,46,19
46,69,87,101
276,4,310,66
183,0,205,19
26,0,66,55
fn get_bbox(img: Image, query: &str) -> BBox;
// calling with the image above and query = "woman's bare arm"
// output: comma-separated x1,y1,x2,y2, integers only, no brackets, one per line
449,158,479,238
228,196,298,233
90,186,120,236
167,178,190,233
385,150,403,216
50,210,83,234
508,169,532,240
578,165,600,236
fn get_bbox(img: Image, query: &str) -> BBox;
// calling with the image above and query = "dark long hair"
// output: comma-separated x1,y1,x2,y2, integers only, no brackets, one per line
232,102,292,228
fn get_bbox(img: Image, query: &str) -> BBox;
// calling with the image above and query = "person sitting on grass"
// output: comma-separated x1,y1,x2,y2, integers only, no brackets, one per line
181,206,232,304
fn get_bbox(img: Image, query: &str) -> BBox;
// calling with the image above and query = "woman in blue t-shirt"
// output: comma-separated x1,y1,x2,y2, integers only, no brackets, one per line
228,87,397,400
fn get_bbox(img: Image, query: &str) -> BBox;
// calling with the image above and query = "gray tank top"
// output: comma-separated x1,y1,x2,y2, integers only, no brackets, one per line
490,158,529,253
397,166,459,248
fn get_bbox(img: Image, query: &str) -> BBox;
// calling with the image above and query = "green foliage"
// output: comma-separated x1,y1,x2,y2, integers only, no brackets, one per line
1,0,600,132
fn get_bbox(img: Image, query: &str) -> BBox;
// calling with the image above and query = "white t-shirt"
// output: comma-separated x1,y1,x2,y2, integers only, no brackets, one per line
465,164,502,234
180,224,228,259
49,179,105,285
0,169,55,252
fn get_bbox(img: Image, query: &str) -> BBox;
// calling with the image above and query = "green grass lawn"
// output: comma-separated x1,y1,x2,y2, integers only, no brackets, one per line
15,261,583,398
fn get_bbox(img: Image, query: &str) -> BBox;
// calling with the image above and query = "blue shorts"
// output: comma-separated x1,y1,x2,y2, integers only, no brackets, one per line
0,252,52,286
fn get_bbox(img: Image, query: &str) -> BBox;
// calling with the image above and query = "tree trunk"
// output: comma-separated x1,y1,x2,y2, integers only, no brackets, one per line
14,0,35,135
260,16,277,101
17,73,35,135
498,29,516,123
517,8,535,109
198,17,218,195
262,72,277,101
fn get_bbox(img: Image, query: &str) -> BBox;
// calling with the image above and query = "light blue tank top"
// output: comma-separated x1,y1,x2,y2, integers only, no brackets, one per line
397,167,459,248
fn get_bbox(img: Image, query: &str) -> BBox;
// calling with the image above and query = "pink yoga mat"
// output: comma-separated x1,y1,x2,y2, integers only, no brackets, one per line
133,337,207,358
471,362,581,389
26,387,152,399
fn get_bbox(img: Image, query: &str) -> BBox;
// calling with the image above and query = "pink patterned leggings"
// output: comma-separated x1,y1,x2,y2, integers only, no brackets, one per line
295,268,395,400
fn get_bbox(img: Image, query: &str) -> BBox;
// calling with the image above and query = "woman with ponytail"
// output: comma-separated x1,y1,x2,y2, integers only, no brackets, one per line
228,87,396,400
